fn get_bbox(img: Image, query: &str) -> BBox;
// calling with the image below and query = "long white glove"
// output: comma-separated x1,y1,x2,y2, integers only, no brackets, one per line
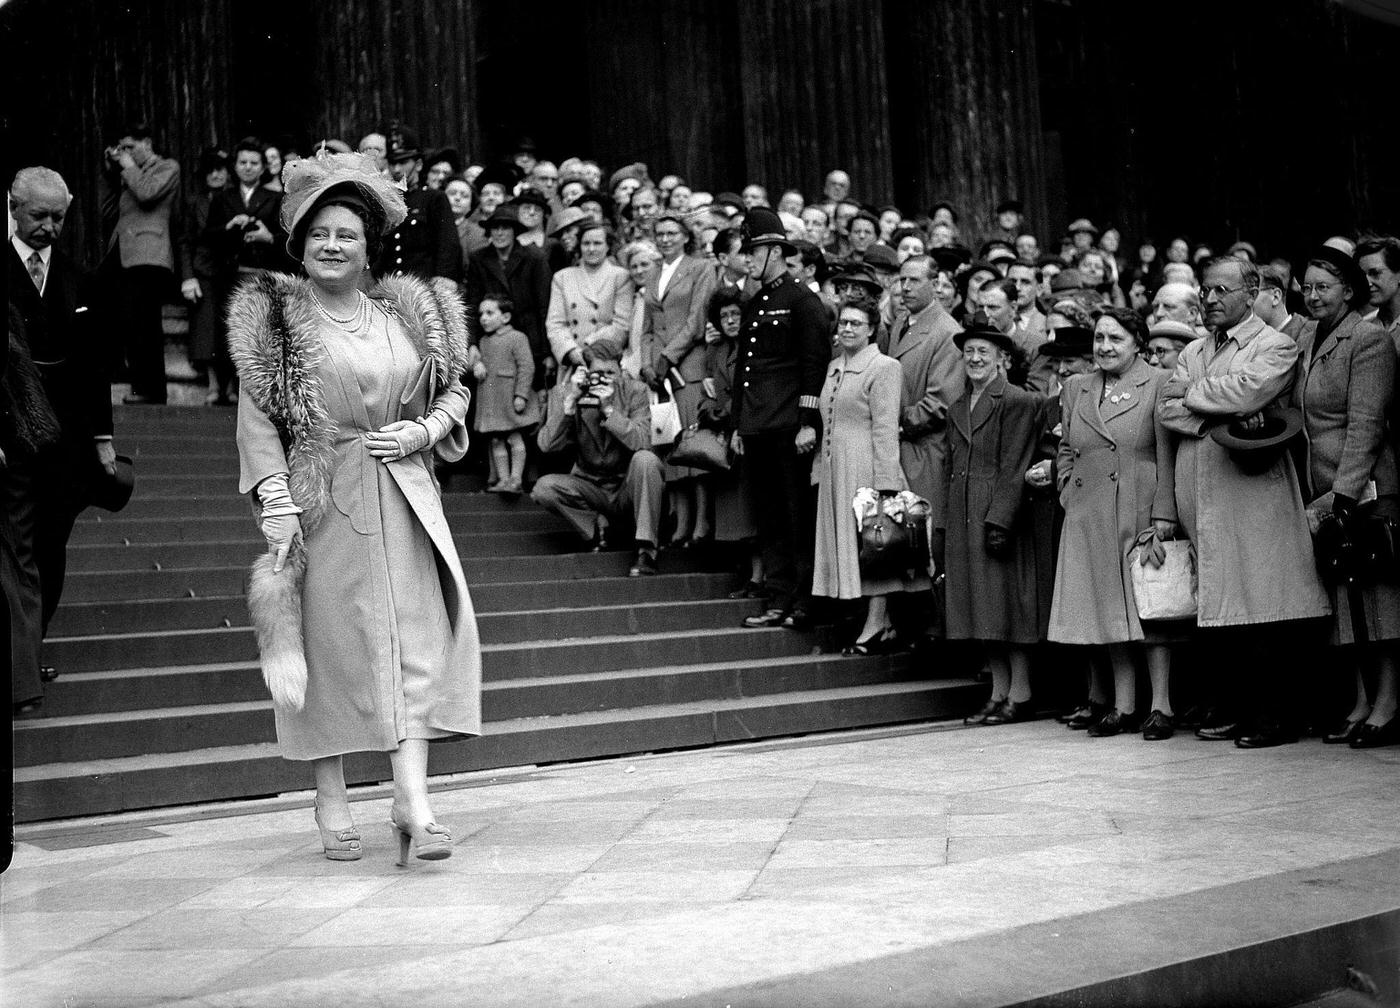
256,473,303,573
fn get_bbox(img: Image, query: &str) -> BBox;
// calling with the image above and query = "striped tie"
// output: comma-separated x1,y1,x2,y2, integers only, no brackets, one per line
27,251,45,292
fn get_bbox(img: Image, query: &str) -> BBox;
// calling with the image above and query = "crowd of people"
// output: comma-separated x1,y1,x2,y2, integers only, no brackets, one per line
7,120,1400,784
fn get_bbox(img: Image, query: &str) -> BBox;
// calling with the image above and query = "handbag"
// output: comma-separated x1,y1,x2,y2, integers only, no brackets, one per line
649,378,682,449
858,510,926,579
1129,535,1197,621
668,424,730,472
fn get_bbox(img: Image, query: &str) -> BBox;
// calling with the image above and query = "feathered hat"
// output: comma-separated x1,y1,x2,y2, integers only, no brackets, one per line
280,149,407,260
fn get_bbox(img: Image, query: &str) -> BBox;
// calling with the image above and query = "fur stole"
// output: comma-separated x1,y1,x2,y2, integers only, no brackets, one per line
227,271,469,711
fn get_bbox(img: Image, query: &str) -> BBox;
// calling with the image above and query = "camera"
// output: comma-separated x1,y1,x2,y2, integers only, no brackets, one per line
578,370,611,408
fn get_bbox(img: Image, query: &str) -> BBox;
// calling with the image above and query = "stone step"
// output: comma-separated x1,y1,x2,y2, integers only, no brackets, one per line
69,519,579,551
81,491,565,522
61,566,251,604
42,621,805,680
49,573,739,636
13,678,980,822
42,597,763,676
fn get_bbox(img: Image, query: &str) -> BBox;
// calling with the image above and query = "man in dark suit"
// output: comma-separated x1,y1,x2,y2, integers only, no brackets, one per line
6,167,117,713
466,206,552,384
376,124,463,287
100,122,180,405
731,208,831,629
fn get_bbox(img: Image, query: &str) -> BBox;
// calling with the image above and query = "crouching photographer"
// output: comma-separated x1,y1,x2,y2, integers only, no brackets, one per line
531,341,666,576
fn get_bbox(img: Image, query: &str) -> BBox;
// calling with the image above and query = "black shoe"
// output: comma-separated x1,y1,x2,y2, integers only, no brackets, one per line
842,627,897,657
1235,721,1299,749
1177,704,1215,729
743,608,788,629
1066,702,1108,731
12,698,43,719
1350,718,1399,750
40,665,59,683
1140,710,1176,741
964,698,1004,726
1195,720,1243,741
728,580,765,600
121,393,165,405
1087,708,1140,738
628,549,657,577
983,699,1033,725
1322,719,1365,745
781,609,812,630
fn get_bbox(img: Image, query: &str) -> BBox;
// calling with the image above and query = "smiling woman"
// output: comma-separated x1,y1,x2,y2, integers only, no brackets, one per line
227,149,481,868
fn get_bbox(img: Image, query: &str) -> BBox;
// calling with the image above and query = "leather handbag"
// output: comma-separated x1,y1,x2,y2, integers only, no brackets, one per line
649,379,682,448
1130,536,1197,620
667,424,730,472
858,511,925,578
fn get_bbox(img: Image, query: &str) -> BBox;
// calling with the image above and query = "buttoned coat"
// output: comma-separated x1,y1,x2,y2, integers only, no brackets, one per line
466,242,552,364
884,301,964,504
1049,358,1178,644
638,254,717,384
205,185,287,275
102,155,181,270
731,273,837,437
475,324,541,433
546,261,633,364
1293,310,1400,643
935,374,1043,643
376,186,462,283
1157,314,1330,626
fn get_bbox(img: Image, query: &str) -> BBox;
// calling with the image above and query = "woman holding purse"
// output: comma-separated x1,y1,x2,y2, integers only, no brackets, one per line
1048,308,1181,740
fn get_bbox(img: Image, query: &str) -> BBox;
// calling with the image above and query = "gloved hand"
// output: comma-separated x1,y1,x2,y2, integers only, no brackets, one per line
1331,493,1357,518
984,525,1012,559
364,419,430,462
261,513,302,573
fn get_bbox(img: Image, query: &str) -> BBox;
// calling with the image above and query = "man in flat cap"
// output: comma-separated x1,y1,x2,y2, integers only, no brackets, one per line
732,208,831,630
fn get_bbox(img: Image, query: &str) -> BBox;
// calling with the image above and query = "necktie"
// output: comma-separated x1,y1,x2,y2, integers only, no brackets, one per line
27,251,45,292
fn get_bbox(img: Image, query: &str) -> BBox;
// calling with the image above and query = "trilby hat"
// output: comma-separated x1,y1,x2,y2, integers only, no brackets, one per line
1038,326,1094,358
954,312,1017,355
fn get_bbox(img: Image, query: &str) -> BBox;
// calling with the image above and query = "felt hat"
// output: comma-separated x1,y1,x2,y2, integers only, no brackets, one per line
548,206,592,236
481,206,527,234
608,162,650,193
386,124,423,163
511,135,538,154
929,246,971,273
986,245,1017,267
996,198,1024,216
1148,319,1197,345
281,149,407,260
1066,217,1099,237
510,187,551,212
1306,245,1369,308
739,207,795,254
1039,326,1095,358
714,191,746,214
1050,268,1086,294
831,264,883,300
474,162,523,195
1209,407,1304,475
954,312,1017,355
861,244,900,274
87,454,136,513
425,146,461,172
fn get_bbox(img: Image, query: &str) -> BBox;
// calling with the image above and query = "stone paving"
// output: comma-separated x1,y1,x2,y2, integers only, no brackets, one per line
4,720,1398,1007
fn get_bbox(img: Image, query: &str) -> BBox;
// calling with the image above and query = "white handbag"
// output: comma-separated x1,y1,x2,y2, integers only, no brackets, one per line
649,378,682,448
1130,537,1197,621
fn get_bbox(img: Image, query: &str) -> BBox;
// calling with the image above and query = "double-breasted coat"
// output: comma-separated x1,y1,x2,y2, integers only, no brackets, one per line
546,261,633,365
1294,310,1400,643
465,243,552,372
883,301,964,504
475,324,541,433
1157,314,1330,627
811,343,921,599
1049,358,1178,644
934,374,1043,643
376,186,463,283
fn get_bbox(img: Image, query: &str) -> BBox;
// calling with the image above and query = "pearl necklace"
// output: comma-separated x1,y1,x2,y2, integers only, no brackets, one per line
310,288,368,332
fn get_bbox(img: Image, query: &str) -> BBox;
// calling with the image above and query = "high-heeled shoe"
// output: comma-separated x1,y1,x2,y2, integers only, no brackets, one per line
313,801,362,861
1322,718,1365,745
1350,717,1399,750
843,627,898,657
389,806,453,866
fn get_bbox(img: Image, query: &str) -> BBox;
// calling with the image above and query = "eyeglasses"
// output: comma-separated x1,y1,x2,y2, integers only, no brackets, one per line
1200,284,1246,299
1299,282,1336,296
835,319,870,330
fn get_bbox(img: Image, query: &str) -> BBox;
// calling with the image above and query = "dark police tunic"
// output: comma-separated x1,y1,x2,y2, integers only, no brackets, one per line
375,187,462,283
731,272,830,436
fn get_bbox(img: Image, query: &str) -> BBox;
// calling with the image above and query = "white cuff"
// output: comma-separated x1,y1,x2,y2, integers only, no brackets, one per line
255,472,303,517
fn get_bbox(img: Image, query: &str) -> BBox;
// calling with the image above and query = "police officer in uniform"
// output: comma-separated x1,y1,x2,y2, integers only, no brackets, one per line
732,208,831,629
376,124,463,286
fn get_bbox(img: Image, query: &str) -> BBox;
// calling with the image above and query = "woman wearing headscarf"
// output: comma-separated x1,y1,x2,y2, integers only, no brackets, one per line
229,150,480,865
1296,246,1400,749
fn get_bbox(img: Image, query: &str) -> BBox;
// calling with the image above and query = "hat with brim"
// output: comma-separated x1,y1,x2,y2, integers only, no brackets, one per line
954,314,1017,355
740,207,795,254
474,162,523,195
1306,245,1369,309
548,206,592,236
1066,217,1099,237
281,150,407,260
986,246,1017,266
1209,407,1303,475
996,199,1024,216
929,246,970,273
1039,326,1094,358
87,454,136,513
425,146,461,173
510,187,551,212
482,206,527,234
1050,268,1086,294
386,124,422,163
1148,319,1197,346
861,244,899,274
608,162,650,193
831,271,883,300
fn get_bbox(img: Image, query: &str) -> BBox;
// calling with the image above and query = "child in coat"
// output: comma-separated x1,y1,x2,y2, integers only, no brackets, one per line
472,296,540,493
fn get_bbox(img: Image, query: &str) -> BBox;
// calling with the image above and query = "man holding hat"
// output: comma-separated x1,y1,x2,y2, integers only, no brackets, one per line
1158,254,1329,749
376,124,462,287
732,207,831,630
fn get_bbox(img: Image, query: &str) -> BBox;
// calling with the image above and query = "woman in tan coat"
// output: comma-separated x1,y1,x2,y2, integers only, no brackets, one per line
1049,308,1180,739
1296,247,1400,749
231,151,480,865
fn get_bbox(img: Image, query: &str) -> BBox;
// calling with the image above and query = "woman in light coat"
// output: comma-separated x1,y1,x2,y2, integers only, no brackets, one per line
230,151,480,866
546,222,632,368
1295,247,1400,749
811,297,926,652
1050,308,1180,740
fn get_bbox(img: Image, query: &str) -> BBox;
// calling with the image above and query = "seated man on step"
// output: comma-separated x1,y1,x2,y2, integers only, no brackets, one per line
532,341,666,576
